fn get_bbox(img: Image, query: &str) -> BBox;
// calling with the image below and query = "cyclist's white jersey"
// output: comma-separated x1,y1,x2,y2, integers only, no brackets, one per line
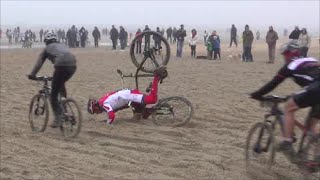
98,89,143,112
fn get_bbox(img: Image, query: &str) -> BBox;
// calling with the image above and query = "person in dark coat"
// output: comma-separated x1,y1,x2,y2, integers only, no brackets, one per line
119,26,127,50
289,26,301,40
143,25,151,50
92,26,101,48
80,27,87,48
166,27,172,43
109,25,119,50
230,24,237,47
176,24,186,57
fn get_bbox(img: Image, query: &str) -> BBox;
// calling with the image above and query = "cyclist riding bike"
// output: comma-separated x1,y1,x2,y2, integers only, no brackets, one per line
250,40,320,161
28,33,77,128
87,67,168,124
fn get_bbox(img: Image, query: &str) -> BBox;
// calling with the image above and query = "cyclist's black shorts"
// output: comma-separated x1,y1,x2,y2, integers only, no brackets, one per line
293,81,320,118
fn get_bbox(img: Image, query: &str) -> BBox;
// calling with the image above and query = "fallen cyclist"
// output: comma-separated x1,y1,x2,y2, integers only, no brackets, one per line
87,67,168,124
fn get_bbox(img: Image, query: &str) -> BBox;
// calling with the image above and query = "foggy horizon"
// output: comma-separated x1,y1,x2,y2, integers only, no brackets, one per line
1,0,320,32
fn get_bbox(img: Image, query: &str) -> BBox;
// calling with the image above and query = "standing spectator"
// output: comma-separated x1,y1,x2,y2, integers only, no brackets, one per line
206,40,213,60
14,28,19,43
110,25,119,50
80,27,87,48
92,26,101,48
203,30,208,43
265,26,279,63
7,29,12,44
289,26,301,40
172,27,177,43
119,26,127,50
166,27,172,43
66,28,72,48
129,32,132,39
135,29,142,54
176,24,186,57
230,24,237,47
143,25,151,50
61,30,66,43
188,29,198,58
299,28,311,57
256,30,260,40
153,27,162,54
208,31,221,60
242,25,254,62
75,28,80,47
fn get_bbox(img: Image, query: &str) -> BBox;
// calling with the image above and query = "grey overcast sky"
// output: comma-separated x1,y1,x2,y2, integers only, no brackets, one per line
1,0,319,31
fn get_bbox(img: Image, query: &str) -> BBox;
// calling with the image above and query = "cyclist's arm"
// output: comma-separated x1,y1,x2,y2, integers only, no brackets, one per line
251,66,290,98
30,50,48,76
101,103,116,124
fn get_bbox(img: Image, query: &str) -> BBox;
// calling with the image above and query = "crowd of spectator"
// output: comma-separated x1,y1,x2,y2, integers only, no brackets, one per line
1,24,315,62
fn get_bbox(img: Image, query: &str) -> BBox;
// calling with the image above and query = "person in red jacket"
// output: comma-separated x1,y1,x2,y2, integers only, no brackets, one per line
135,29,142,53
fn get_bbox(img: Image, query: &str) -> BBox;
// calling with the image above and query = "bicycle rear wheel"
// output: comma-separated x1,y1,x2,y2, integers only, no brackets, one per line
28,94,49,132
301,134,320,179
151,96,193,127
130,31,170,73
60,98,82,138
245,122,275,172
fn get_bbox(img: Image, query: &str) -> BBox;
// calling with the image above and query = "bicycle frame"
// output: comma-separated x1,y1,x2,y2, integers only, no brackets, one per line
117,48,160,90
261,99,316,155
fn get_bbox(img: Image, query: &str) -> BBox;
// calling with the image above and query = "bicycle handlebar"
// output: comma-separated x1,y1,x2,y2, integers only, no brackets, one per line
259,95,291,108
34,76,53,81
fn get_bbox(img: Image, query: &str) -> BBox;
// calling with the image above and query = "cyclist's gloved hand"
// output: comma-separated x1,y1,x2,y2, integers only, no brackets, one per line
28,74,36,80
250,92,264,101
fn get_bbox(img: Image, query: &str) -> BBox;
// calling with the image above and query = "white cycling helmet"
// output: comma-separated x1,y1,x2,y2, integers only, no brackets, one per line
44,33,57,42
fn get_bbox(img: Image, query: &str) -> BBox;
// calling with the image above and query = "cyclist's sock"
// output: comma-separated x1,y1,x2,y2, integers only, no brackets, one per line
143,76,159,104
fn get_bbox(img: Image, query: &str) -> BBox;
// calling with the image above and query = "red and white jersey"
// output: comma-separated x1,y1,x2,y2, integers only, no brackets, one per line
98,89,143,112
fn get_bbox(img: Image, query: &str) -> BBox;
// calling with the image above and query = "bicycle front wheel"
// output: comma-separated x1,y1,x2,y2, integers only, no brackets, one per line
152,96,193,127
130,31,170,73
245,122,275,172
28,94,49,132
60,98,82,138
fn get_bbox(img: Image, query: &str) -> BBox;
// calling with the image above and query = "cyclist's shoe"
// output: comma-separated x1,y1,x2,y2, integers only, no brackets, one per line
50,120,62,128
277,141,298,164
154,67,168,80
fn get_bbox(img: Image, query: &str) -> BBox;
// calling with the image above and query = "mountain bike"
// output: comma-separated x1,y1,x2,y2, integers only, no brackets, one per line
116,41,193,127
28,76,82,138
245,95,320,179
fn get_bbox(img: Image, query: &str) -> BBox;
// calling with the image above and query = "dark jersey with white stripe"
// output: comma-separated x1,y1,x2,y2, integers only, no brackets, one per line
252,57,320,97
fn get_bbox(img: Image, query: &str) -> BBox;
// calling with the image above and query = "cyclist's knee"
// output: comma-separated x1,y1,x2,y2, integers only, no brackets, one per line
284,98,299,113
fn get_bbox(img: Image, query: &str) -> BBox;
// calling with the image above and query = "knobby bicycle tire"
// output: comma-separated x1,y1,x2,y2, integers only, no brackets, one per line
152,96,193,127
130,31,170,73
29,94,49,132
60,98,82,138
245,122,275,170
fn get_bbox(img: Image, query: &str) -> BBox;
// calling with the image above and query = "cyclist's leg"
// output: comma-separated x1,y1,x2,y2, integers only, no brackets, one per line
51,66,76,127
284,98,300,140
